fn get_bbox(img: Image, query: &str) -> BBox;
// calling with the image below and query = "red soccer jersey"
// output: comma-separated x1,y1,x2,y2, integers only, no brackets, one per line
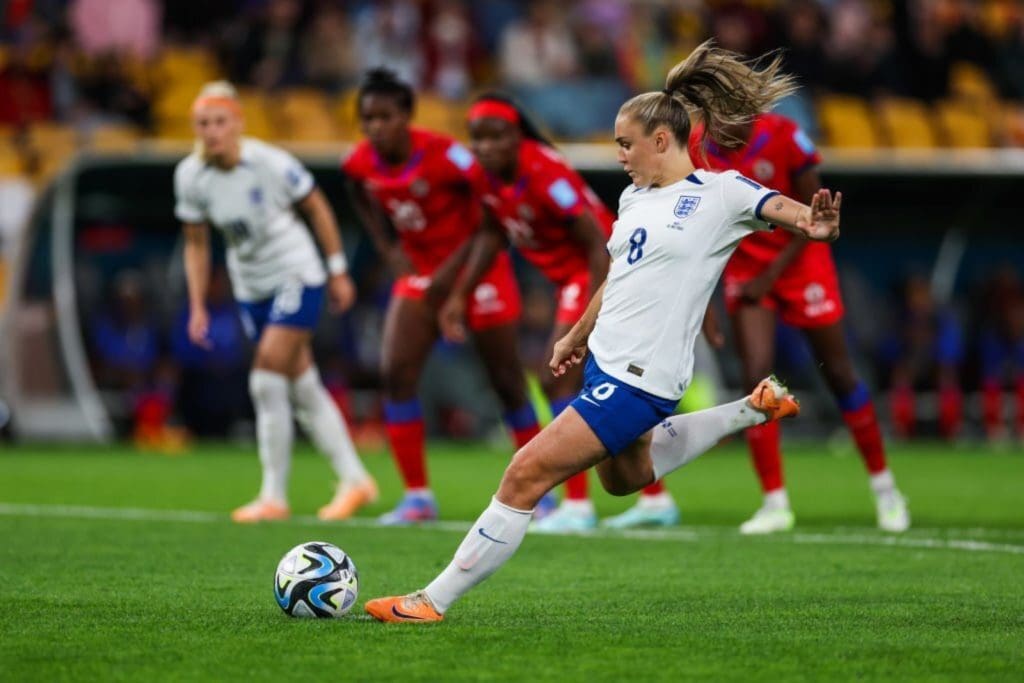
472,140,614,286
689,113,824,264
342,127,483,276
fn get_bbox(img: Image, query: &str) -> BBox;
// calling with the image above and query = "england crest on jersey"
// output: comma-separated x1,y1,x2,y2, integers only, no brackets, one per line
674,195,700,219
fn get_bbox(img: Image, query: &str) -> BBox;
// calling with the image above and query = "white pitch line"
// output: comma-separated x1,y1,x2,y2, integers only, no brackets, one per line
0,502,1022,556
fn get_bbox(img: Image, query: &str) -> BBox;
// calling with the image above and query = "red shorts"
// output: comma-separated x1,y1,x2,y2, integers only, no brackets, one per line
724,251,845,328
554,271,590,326
392,251,521,331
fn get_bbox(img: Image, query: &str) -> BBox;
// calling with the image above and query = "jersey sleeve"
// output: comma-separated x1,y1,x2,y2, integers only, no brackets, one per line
266,146,315,201
784,121,823,176
173,160,205,224
720,170,780,233
340,145,367,182
538,172,586,221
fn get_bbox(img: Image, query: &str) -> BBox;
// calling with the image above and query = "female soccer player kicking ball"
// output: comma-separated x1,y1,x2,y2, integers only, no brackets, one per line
365,42,841,622
687,112,909,534
344,70,541,525
175,82,376,523
438,92,678,531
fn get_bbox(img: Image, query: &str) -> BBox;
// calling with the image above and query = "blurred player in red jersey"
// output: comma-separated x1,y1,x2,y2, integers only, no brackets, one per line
688,112,910,533
343,70,541,525
439,93,678,531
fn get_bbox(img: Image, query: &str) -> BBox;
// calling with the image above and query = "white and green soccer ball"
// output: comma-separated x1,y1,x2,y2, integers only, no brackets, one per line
274,541,358,618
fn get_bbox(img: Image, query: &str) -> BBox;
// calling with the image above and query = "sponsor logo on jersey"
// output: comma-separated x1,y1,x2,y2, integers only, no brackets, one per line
249,187,263,205
286,167,304,188
410,178,430,198
753,159,775,182
673,195,701,219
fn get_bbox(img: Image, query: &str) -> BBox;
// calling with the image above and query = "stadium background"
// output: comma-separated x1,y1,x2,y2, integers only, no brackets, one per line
1,0,1023,447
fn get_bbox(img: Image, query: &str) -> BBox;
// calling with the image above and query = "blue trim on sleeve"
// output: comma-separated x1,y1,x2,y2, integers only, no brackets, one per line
503,404,539,431
754,191,781,221
384,399,422,424
836,382,871,413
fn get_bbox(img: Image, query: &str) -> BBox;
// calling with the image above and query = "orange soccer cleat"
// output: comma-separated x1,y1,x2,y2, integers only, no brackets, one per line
230,499,290,523
317,478,379,521
365,591,444,623
748,375,800,421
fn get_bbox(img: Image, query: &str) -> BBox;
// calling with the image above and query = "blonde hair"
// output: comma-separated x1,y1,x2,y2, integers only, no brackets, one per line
618,40,798,149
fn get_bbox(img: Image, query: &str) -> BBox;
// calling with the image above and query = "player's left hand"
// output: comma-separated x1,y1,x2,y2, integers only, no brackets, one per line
327,274,357,313
797,189,841,242
739,272,774,304
550,334,588,377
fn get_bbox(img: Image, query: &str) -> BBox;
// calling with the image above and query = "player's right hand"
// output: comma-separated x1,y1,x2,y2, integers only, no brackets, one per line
439,295,468,343
550,334,588,377
187,307,213,349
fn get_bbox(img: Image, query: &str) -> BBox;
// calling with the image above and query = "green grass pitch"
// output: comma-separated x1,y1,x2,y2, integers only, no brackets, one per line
1,440,1022,682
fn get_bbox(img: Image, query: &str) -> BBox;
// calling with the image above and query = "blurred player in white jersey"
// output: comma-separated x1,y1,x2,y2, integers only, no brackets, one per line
174,82,377,523
364,41,843,622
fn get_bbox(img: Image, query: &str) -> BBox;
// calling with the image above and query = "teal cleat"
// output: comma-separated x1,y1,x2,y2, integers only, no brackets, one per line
529,504,597,533
601,502,680,529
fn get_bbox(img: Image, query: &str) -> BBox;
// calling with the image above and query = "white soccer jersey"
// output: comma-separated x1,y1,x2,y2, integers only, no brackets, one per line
588,169,780,400
174,138,326,302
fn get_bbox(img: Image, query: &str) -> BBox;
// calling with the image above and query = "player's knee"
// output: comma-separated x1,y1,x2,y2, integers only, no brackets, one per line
596,469,638,497
499,448,550,506
381,361,419,398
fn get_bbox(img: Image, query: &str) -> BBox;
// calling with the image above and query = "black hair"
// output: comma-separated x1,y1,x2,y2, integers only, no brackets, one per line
357,67,415,114
471,91,554,147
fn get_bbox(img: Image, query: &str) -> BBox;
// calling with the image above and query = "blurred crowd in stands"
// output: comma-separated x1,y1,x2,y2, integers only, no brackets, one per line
3,0,1024,145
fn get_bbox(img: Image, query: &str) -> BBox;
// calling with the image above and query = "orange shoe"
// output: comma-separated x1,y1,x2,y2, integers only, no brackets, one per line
317,477,379,521
365,591,444,623
230,499,290,523
748,375,800,421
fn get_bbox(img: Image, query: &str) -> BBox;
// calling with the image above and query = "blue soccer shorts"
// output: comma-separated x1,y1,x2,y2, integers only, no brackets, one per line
237,281,324,341
569,356,679,455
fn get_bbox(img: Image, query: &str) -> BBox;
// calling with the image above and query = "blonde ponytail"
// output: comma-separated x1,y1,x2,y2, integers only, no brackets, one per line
619,40,798,148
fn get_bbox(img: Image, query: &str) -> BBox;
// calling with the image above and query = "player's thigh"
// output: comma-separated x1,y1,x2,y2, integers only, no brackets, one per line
254,325,312,375
497,406,608,509
541,321,584,399
594,431,655,496
731,304,777,386
803,321,859,395
380,294,438,392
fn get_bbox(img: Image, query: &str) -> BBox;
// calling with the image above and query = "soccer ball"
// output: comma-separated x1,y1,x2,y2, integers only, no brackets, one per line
274,541,358,618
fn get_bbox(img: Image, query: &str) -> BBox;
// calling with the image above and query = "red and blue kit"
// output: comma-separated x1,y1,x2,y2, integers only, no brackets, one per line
472,139,614,324
690,113,844,328
343,127,520,329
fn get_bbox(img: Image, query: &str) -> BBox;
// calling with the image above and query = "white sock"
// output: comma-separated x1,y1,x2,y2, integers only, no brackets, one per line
638,492,675,510
290,366,371,486
249,369,293,503
764,488,790,510
870,469,896,497
559,499,595,515
424,497,532,614
650,398,768,480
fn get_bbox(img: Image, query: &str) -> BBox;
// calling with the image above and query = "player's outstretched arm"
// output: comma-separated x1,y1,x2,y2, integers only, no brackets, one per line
298,187,357,313
183,222,213,349
761,189,841,242
550,280,606,376
439,213,506,342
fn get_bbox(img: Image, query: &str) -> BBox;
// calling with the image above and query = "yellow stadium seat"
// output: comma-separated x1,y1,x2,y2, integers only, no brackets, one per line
413,94,464,137
876,97,938,148
89,125,142,152
0,145,23,176
276,89,336,141
154,47,219,88
935,100,992,147
817,95,881,148
332,89,361,140
237,89,275,140
950,62,998,104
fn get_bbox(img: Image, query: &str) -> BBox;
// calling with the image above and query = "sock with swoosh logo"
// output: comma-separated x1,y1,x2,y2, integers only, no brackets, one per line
424,497,532,613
